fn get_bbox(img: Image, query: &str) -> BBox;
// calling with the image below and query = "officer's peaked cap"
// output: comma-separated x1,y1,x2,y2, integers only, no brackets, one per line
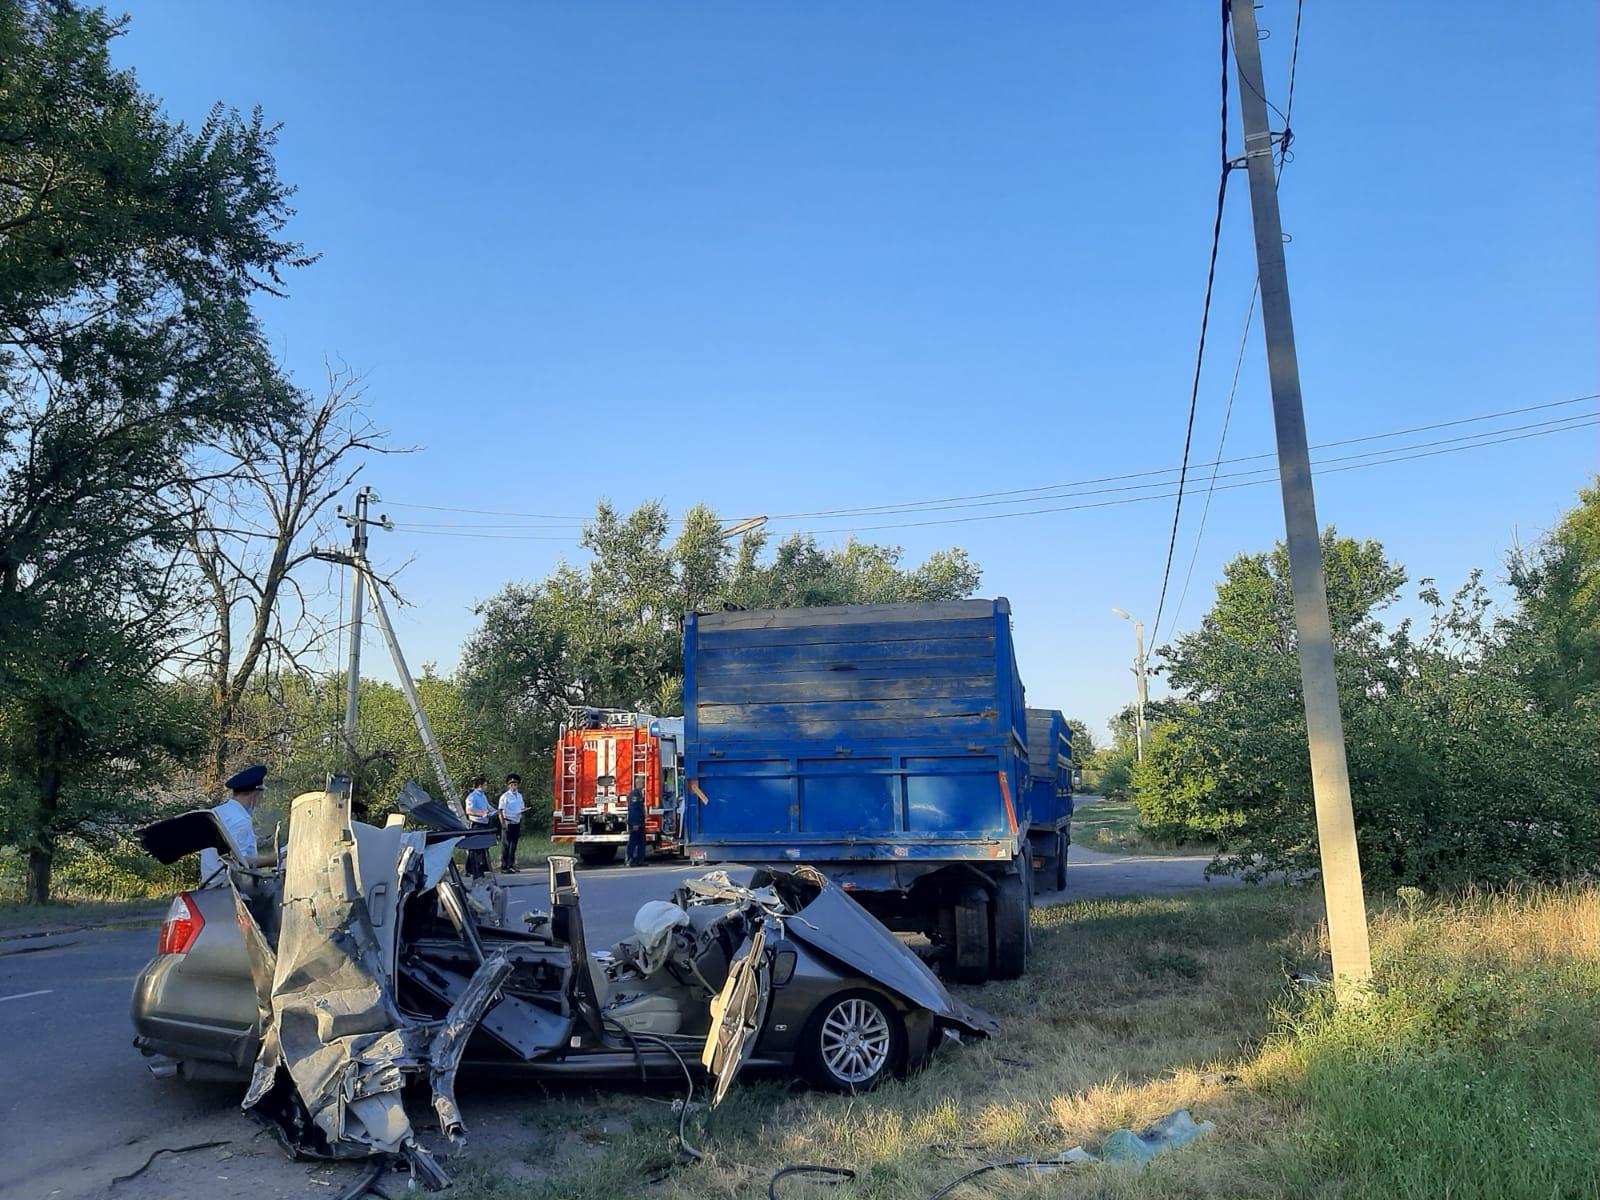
225,764,268,792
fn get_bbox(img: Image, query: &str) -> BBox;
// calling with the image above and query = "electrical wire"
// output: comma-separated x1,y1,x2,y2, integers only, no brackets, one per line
1172,281,1257,634
759,393,1597,521
628,1032,704,1162
1150,0,1234,647
769,1164,858,1197
108,1141,231,1186
377,393,1596,530
786,416,1597,537
378,415,1594,543
1169,0,1302,637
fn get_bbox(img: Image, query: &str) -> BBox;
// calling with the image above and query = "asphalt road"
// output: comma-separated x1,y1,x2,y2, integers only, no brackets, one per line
0,840,1232,1199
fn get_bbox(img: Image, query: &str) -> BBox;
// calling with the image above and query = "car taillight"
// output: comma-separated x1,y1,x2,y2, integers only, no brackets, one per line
157,892,205,955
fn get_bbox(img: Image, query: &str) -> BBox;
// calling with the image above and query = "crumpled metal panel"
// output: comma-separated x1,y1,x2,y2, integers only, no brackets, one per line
237,778,511,1175
763,866,999,1038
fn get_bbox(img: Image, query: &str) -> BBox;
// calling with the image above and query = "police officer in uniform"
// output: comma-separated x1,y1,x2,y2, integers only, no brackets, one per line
199,764,268,886
463,774,494,879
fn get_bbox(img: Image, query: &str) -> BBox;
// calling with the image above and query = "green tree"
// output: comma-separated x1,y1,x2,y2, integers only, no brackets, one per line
1064,718,1096,759
1504,477,1600,711
0,0,309,899
1151,526,1600,888
0,586,207,901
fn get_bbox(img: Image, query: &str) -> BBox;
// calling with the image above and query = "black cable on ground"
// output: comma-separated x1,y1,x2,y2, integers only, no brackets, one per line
602,1014,650,1082
630,1032,704,1162
109,1141,231,1186
769,1163,857,1198
925,1157,1089,1200
766,1155,1089,1199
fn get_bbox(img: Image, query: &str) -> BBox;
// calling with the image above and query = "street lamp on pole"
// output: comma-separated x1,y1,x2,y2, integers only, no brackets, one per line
1111,607,1148,763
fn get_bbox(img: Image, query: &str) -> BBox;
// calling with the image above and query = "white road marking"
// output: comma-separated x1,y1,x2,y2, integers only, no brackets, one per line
0,988,52,1004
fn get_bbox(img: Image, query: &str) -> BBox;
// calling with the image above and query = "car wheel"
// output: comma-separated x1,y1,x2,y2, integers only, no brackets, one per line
802,991,905,1093
575,844,617,867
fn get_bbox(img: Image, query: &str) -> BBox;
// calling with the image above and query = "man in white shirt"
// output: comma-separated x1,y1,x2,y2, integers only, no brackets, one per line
198,764,267,886
463,774,493,878
498,774,526,873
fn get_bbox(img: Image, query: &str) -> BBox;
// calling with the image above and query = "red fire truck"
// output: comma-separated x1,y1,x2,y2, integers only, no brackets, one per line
551,707,684,866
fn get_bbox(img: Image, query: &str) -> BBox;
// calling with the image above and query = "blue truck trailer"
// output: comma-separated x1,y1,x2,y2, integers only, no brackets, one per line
1023,708,1074,894
682,598,1034,982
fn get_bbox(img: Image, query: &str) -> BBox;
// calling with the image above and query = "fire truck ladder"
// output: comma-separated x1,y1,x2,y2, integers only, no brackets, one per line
559,741,580,820
630,731,650,797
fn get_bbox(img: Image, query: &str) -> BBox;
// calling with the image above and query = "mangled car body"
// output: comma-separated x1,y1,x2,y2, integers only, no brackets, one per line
132,778,994,1174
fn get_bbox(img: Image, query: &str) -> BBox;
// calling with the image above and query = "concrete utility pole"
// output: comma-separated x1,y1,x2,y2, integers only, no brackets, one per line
1111,608,1149,762
338,486,375,761
361,567,460,820
324,491,463,820
1227,0,1372,994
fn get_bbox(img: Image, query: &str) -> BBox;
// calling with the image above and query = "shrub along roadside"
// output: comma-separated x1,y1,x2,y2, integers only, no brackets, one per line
444,884,1596,1200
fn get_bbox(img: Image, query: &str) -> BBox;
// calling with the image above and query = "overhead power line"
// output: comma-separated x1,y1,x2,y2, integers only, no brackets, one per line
785,415,1596,537
1169,0,1302,638
1150,0,1236,649
384,391,1598,531
385,415,1595,542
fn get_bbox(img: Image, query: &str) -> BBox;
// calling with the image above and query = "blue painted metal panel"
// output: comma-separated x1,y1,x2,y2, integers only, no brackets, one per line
684,599,1029,874
1024,708,1074,832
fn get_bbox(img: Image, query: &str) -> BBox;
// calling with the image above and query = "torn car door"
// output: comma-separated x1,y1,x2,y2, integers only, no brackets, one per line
701,924,771,1107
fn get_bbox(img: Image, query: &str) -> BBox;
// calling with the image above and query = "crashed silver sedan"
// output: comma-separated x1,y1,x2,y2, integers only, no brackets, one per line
131,778,994,1180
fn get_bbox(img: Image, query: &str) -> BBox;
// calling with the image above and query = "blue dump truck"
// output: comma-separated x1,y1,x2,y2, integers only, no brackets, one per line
682,598,1034,983
1023,708,1075,894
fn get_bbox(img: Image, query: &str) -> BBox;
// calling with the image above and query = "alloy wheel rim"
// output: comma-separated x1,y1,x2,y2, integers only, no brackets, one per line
819,997,891,1084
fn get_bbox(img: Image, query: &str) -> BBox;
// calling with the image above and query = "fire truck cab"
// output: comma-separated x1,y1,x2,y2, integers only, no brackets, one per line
552,707,684,866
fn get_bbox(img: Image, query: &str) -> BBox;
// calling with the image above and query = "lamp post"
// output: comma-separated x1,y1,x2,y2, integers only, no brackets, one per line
1111,607,1148,763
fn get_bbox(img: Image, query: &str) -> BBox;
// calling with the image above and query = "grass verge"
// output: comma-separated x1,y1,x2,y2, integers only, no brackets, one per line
0,897,164,934
444,883,1597,1200
1072,795,1217,857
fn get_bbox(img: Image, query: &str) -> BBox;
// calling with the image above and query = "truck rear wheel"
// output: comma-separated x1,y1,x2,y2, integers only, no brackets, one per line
575,844,617,867
950,885,990,984
1055,830,1069,893
990,869,1029,980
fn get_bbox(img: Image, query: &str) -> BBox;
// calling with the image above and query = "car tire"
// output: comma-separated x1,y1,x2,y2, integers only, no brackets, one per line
951,885,991,984
801,990,905,1093
575,844,617,867
1055,830,1069,893
990,868,1029,980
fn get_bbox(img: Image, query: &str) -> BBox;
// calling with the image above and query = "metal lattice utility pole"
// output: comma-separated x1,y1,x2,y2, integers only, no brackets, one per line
1227,0,1372,994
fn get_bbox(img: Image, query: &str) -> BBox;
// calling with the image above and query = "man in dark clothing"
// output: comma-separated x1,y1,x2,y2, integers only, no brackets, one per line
625,788,647,867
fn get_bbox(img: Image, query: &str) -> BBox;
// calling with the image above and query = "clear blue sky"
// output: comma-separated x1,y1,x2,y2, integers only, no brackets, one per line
118,1,1597,741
